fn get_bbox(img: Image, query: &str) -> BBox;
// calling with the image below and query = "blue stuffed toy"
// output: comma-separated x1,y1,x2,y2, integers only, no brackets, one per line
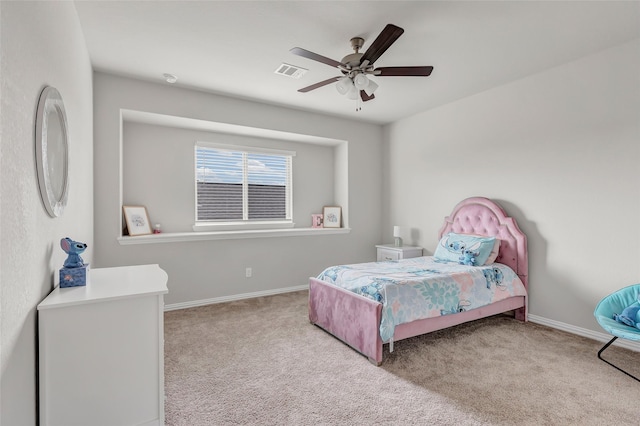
459,250,478,266
613,295,640,329
60,237,87,268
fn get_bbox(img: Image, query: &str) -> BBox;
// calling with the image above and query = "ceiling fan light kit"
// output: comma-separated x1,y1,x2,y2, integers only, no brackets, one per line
363,79,378,97
336,76,353,95
353,74,370,90
346,85,359,101
290,23,433,110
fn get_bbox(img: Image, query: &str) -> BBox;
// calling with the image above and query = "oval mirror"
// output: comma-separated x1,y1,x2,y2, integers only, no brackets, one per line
35,86,69,217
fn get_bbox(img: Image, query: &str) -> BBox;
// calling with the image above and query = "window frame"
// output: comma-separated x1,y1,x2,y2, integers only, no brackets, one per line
193,142,295,232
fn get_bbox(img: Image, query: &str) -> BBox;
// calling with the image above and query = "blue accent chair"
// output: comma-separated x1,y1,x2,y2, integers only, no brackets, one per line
593,284,640,382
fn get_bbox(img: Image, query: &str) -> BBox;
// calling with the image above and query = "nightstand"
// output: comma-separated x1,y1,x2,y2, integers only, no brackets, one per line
376,244,423,261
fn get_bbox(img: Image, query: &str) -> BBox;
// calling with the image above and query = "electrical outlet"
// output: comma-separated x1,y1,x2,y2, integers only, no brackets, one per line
245,267,252,278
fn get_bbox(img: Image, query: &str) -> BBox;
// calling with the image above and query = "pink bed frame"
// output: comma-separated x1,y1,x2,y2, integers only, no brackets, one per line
308,197,528,365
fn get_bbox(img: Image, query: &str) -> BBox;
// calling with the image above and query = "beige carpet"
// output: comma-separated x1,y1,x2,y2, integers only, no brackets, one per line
164,290,638,425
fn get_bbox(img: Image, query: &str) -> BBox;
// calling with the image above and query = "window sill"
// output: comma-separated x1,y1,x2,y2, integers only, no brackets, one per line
117,227,351,245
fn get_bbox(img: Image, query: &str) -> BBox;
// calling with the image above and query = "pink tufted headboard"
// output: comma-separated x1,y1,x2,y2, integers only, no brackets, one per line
438,197,528,291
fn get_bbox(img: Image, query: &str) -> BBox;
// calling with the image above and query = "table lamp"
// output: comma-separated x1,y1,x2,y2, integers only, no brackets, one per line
393,226,403,247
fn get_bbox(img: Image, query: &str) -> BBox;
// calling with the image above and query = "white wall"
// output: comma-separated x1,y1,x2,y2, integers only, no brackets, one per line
93,73,383,306
383,39,640,335
0,2,93,424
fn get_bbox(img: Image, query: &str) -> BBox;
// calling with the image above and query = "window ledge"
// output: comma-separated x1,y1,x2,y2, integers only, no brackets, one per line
117,227,351,245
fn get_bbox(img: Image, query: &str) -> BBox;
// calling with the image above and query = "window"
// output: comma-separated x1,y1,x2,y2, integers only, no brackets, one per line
195,142,294,227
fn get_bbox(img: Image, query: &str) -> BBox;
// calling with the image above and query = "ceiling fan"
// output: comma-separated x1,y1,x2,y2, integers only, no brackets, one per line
290,24,433,106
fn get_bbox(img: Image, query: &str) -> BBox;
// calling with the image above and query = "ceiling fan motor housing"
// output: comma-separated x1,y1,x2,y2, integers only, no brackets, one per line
341,52,364,68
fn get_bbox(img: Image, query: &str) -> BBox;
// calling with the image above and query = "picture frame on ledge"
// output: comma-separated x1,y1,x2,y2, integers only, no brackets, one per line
123,205,152,236
322,206,342,228
311,214,323,228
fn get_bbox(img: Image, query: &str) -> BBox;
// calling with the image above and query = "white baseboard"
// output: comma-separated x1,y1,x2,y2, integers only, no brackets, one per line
164,284,308,311
165,291,640,353
528,314,640,352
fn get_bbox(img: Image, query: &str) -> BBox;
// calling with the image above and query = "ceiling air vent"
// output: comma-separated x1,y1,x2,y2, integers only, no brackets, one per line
274,63,307,79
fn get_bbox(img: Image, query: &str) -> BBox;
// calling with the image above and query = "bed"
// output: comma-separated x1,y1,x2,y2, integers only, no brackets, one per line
308,197,528,365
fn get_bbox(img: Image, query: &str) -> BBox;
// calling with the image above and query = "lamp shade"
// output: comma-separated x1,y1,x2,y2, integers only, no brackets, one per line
336,77,353,95
346,85,359,100
354,74,369,90
363,79,378,96
393,226,401,237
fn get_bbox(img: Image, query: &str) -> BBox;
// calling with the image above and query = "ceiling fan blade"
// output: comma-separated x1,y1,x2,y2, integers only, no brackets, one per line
360,91,375,102
360,24,404,66
297,76,341,93
374,66,434,77
290,47,345,68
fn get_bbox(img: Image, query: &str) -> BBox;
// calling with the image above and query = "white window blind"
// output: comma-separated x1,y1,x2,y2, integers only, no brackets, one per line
195,143,293,223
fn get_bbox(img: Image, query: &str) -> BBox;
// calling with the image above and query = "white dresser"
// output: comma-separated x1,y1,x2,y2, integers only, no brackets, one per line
38,264,168,426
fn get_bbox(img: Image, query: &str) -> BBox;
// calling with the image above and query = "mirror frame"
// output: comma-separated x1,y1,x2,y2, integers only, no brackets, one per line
35,86,69,217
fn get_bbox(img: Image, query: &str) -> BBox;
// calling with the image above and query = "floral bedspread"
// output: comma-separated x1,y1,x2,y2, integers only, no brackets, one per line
316,256,527,342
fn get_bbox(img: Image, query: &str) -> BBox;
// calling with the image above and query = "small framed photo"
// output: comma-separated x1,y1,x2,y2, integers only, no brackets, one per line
123,205,152,236
311,214,323,228
322,206,342,228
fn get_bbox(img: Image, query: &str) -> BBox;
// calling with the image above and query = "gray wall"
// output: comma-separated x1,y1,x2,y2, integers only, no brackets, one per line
123,122,335,233
93,73,383,306
383,39,640,336
0,2,94,425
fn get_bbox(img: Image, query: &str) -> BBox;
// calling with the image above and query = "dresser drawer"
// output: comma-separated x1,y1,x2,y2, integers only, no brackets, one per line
377,248,401,261
375,245,423,261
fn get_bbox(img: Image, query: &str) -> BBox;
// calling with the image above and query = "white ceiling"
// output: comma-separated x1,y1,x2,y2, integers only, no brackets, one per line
73,1,640,125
